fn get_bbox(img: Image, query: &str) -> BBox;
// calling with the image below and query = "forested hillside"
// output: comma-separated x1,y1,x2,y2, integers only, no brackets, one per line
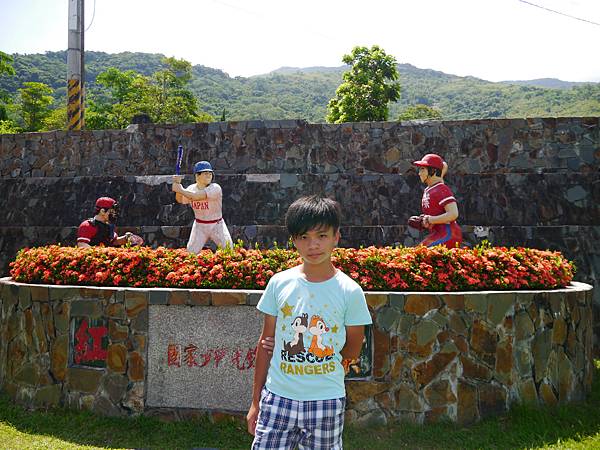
1,51,599,122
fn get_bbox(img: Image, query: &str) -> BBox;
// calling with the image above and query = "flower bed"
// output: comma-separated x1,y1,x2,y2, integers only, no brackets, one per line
9,244,574,291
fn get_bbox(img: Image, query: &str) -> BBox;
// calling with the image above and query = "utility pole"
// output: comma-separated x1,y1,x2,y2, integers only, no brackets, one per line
67,0,84,130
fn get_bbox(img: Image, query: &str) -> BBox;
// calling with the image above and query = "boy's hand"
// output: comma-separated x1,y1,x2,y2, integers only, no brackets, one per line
172,175,183,184
246,403,260,435
260,336,274,354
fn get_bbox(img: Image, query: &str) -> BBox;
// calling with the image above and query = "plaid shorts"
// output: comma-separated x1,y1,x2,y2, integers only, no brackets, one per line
252,388,346,450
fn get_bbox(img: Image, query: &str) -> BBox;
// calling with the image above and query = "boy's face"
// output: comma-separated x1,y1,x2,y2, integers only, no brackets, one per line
293,225,339,267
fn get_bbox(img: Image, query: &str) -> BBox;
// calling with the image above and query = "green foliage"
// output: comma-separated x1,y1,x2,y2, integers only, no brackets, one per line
399,103,443,120
0,51,16,77
17,81,54,131
42,105,67,131
87,57,213,129
0,51,599,125
0,50,16,122
326,45,401,123
0,119,20,134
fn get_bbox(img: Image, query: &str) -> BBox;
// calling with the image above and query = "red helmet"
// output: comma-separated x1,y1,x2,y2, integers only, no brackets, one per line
413,154,444,171
95,197,118,209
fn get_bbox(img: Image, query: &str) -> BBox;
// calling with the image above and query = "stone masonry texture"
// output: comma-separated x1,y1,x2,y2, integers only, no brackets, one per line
0,280,593,425
0,117,599,350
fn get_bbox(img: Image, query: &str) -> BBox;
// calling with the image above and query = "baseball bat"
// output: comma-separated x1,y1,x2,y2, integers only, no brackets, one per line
175,145,183,175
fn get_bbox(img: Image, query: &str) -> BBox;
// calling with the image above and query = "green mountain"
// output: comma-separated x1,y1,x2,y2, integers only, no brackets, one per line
1,51,599,122
499,78,590,89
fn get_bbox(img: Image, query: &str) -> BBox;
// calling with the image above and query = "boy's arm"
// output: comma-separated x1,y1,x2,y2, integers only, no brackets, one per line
247,313,277,435
340,325,365,361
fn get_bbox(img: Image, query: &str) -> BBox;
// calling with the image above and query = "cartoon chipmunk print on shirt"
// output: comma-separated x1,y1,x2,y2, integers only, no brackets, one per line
283,313,308,356
279,310,337,377
308,315,334,358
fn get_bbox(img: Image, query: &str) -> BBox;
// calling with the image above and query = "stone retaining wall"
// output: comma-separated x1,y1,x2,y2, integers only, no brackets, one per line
1,118,598,177
0,173,597,227
0,279,593,425
1,117,599,351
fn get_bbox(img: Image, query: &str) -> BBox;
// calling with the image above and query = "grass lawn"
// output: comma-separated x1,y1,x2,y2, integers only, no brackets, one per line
1,362,600,449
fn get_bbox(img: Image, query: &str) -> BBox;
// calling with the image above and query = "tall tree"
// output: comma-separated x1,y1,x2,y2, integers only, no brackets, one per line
18,82,54,131
326,45,400,123
151,57,199,123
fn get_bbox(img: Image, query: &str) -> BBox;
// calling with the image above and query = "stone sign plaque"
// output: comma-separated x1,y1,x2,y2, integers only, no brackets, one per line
147,305,262,411
69,317,108,368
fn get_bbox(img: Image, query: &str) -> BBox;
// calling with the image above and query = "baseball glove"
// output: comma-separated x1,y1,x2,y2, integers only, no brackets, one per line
408,215,427,231
127,233,144,246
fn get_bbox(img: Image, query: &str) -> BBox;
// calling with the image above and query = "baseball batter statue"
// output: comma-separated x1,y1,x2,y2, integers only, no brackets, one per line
409,153,462,249
172,161,233,254
77,197,142,248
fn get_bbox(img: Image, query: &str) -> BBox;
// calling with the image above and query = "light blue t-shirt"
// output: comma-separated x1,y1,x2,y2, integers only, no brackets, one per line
257,267,372,401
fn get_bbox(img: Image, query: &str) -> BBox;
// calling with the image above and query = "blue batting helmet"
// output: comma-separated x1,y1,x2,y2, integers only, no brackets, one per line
193,161,214,173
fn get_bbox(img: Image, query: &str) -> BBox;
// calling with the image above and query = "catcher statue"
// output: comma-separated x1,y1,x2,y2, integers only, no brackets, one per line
77,197,144,248
409,154,462,249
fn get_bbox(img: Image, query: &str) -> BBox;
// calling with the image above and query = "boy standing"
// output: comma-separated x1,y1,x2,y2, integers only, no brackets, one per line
172,161,233,254
247,195,372,450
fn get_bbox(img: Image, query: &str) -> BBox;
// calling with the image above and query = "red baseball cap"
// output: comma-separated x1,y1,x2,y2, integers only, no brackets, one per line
413,154,444,171
95,197,117,209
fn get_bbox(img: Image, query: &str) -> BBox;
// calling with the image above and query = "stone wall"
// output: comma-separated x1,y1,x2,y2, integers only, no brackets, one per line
0,117,599,347
1,118,598,177
0,279,593,425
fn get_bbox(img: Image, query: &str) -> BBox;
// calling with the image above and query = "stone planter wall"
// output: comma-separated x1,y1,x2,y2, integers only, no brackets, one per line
0,278,593,425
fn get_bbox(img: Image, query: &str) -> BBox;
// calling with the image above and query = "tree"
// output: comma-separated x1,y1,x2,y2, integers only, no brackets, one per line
0,50,16,122
18,82,54,131
151,57,201,123
326,45,400,123
43,106,67,131
86,58,213,129
0,119,20,134
398,104,443,121
0,51,15,77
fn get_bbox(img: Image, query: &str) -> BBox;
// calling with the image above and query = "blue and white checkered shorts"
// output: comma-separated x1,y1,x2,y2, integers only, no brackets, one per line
251,388,346,450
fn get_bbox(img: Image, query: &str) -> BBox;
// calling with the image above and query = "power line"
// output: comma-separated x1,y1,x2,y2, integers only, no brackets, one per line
85,0,97,32
518,0,600,27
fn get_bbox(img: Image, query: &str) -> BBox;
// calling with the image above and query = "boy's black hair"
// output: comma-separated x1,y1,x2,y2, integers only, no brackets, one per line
285,195,341,237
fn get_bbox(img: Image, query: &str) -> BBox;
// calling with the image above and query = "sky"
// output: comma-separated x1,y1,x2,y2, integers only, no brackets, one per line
1,0,599,82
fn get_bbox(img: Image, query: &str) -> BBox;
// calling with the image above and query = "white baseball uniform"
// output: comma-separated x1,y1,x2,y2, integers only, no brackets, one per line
180,183,233,254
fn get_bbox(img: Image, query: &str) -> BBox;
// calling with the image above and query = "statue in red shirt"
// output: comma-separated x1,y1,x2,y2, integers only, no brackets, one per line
409,154,462,249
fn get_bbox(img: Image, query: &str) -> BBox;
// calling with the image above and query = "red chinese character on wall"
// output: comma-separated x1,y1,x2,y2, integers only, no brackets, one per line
244,346,257,369
73,318,108,365
213,348,228,368
232,346,257,371
167,344,181,367
183,344,199,367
